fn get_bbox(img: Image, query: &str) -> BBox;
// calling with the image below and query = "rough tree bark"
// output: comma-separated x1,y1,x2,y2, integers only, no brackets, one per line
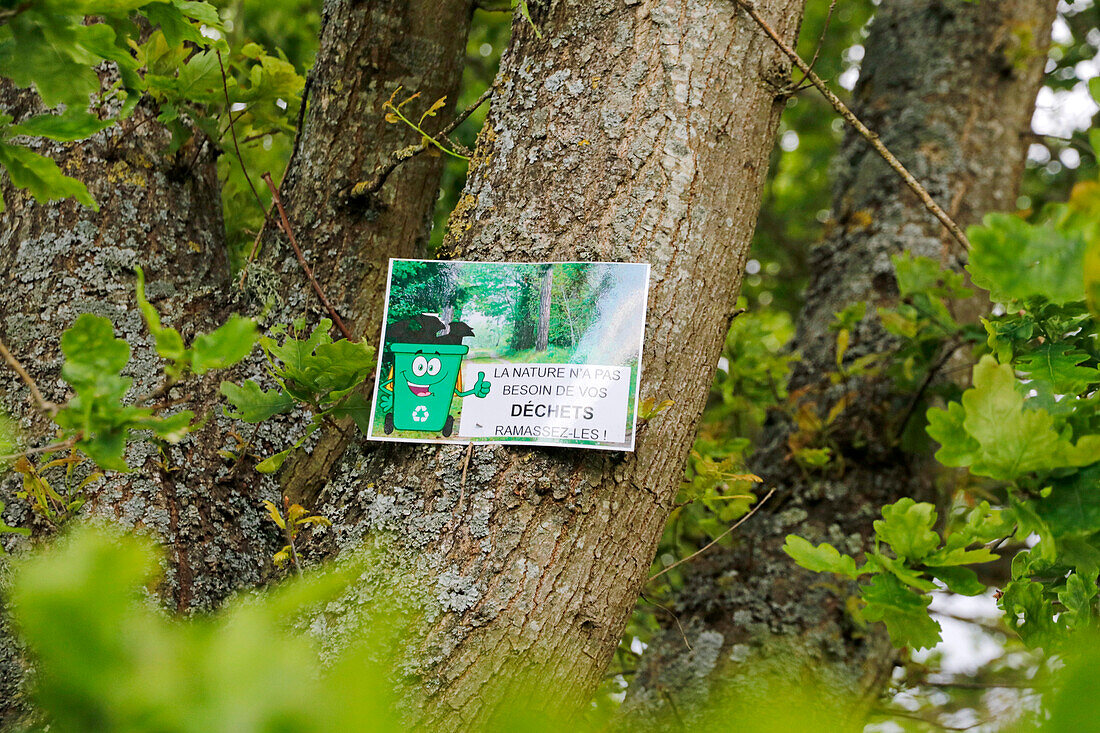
0,1,473,726
273,0,475,498
0,87,231,727
302,0,806,727
623,0,1057,721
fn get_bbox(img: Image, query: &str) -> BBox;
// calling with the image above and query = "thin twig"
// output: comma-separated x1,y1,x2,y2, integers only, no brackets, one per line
640,592,693,651
238,76,312,291
794,0,837,90
216,50,266,215
0,1,31,25
457,442,474,514
0,336,57,416
261,172,354,341
648,488,776,583
894,337,965,439
917,679,1041,691
349,84,496,198
732,0,971,251
0,438,77,464
871,708,981,732
136,377,179,407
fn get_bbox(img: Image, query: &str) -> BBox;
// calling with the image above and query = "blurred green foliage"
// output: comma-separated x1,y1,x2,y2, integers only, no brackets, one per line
10,525,402,732
9,524,876,733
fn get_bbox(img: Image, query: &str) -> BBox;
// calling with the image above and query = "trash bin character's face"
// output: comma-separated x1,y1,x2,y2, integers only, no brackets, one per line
401,351,459,397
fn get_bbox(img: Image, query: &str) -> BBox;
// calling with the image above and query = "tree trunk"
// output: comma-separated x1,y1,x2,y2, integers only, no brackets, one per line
272,0,475,499
0,1,474,724
303,0,806,727
624,0,1057,722
0,85,230,726
535,265,552,351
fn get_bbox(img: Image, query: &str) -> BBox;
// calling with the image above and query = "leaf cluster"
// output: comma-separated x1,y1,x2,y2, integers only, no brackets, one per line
788,181,1100,652
220,319,374,473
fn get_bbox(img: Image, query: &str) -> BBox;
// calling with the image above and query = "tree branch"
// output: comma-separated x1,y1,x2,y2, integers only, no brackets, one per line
347,83,496,199
732,0,971,251
261,172,354,341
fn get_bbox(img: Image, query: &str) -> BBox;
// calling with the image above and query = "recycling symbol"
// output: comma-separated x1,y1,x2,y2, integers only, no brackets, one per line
412,405,430,423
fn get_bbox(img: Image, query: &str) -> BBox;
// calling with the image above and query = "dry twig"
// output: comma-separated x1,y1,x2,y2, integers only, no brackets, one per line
0,336,57,416
648,487,776,583
733,0,971,250
262,172,354,341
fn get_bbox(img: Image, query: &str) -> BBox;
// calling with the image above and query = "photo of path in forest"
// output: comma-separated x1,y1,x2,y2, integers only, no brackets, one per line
368,259,649,449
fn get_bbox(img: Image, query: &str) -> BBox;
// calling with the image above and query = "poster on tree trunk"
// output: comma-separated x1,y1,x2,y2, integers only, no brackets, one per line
367,259,650,451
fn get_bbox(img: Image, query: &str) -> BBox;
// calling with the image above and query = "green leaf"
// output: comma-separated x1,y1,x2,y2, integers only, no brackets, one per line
782,535,863,580
927,566,986,596
1016,343,1100,395
926,401,980,468
516,0,543,40
191,316,258,374
173,49,223,101
264,319,332,371
220,381,295,423
874,498,940,561
10,112,113,142
331,391,372,434
0,21,100,110
1058,571,1098,630
923,545,997,567
959,356,1064,480
968,213,1086,304
139,411,194,443
303,339,375,400
868,552,937,592
60,315,130,387
0,140,96,212
860,573,941,651
1002,579,1061,648
893,252,970,299
134,267,187,367
171,0,222,26
79,429,129,472
141,3,207,47
255,447,292,474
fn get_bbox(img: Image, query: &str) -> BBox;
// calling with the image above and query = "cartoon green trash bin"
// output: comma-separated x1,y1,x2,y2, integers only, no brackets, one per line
378,343,490,437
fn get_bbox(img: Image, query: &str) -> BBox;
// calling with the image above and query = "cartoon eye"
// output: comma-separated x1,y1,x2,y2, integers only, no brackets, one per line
426,357,441,376
412,355,428,377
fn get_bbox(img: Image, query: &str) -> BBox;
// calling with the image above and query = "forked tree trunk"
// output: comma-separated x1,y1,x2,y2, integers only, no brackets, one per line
623,0,1057,723
303,0,806,727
